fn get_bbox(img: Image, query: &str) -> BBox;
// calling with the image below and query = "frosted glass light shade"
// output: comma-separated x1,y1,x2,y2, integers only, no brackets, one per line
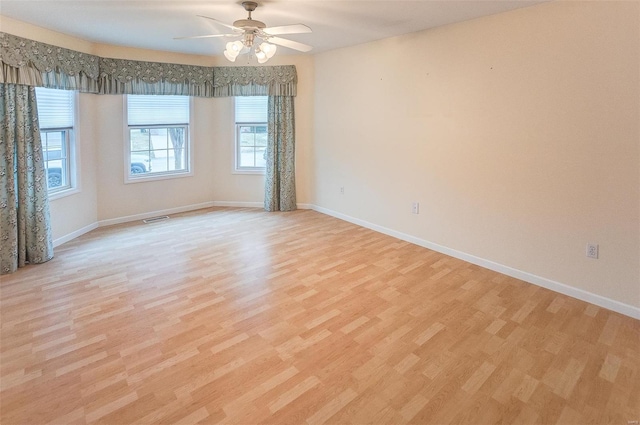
262,42,277,58
223,40,278,63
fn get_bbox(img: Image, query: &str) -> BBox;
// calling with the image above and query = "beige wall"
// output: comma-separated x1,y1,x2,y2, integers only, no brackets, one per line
313,1,640,308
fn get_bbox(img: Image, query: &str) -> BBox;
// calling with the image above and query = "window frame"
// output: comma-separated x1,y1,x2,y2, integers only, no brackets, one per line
35,87,79,199
233,96,268,175
124,95,194,184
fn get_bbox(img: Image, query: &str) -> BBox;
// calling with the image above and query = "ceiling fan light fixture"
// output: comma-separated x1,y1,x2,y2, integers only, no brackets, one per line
255,42,276,63
182,2,312,63
229,40,244,53
224,50,238,62
261,42,277,58
224,40,244,61
255,48,268,64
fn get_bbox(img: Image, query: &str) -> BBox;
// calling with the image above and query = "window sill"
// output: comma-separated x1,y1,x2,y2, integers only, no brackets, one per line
48,187,80,201
125,170,193,184
232,168,265,175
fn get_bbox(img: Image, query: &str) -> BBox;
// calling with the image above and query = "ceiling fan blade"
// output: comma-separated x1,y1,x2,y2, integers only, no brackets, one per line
268,36,313,52
174,34,237,40
197,15,241,32
263,24,312,36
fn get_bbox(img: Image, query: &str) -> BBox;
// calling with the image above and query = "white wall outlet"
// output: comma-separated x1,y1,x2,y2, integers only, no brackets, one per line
586,243,599,259
412,202,419,214
340,186,344,195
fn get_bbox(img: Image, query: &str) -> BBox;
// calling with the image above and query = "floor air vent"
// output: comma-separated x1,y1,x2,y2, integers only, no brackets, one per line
143,215,170,224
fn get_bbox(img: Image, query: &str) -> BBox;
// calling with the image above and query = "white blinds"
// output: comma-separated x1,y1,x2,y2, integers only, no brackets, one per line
235,96,267,123
127,95,189,125
35,87,74,129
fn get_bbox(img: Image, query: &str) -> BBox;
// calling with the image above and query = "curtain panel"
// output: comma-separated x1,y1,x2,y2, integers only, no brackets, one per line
0,32,100,92
264,96,296,212
0,83,54,274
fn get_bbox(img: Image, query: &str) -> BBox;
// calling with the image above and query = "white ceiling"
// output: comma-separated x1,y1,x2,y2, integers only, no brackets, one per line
0,1,546,56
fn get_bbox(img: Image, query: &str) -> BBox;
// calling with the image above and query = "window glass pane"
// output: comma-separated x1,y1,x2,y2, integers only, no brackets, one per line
169,128,187,171
256,129,267,147
240,128,255,146
42,130,69,190
152,148,166,171
255,147,267,167
46,165,63,189
239,147,256,167
152,128,169,150
130,128,151,152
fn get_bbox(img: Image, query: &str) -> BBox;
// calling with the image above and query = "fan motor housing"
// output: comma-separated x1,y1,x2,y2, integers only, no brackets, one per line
233,18,266,29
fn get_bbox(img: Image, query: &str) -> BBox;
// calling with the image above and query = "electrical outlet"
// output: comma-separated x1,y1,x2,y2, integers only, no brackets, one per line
412,202,419,214
340,186,344,195
586,243,598,259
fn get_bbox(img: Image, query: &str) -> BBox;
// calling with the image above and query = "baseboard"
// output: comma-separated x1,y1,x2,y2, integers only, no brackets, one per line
210,201,314,210
53,222,99,247
211,201,264,208
312,205,640,320
97,201,216,227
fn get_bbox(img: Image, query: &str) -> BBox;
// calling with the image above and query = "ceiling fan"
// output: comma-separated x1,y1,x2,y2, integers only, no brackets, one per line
175,1,313,63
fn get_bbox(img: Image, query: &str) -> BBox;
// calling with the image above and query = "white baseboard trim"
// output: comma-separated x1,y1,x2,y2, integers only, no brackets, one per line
97,201,216,228
211,201,264,208
53,222,99,248
312,205,640,320
210,201,314,210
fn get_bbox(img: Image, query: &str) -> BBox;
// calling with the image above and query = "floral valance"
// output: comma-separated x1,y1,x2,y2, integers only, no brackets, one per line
0,32,100,92
213,66,297,97
99,57,214,97
0,32,298,97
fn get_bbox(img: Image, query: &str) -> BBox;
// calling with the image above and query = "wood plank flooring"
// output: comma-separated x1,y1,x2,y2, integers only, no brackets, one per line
1,207,638,424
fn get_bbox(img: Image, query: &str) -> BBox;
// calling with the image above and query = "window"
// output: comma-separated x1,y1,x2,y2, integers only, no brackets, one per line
126,95,191,181
35,87,75,194
235,96,267,172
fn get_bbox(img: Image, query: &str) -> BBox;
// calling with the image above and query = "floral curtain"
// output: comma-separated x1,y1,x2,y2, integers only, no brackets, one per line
265,95,296,212
0,83,54,274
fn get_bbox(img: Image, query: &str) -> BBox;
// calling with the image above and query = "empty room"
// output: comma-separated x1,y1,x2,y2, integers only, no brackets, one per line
1,1,638,424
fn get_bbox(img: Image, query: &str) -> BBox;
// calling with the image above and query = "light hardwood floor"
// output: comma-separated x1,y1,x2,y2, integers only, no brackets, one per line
1,208,638,424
